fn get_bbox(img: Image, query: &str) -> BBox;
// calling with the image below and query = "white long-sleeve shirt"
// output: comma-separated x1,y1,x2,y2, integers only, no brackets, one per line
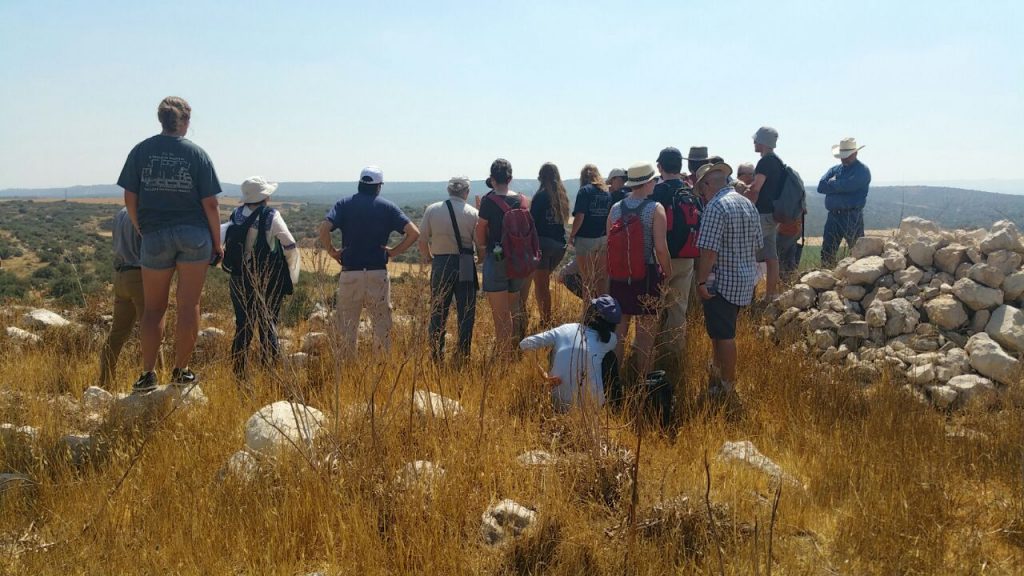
519,323,617,412
219,206,301,285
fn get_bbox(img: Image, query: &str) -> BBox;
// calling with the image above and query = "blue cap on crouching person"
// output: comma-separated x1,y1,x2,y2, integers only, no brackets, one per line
590,295,622,324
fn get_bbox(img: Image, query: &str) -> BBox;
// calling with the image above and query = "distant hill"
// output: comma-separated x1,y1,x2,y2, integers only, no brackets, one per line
4,182,1023,233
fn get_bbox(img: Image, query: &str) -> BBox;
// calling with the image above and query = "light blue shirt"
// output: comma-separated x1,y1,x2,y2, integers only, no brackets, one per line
817,160,871,211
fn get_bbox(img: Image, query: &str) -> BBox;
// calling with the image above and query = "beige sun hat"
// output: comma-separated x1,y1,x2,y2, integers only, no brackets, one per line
832,137,865,159
694,162,733,189
240,176,279,203
624,162,658,187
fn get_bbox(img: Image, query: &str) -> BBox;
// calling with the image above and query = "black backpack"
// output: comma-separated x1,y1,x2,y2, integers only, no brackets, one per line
221,206,263,275
250,208,294,297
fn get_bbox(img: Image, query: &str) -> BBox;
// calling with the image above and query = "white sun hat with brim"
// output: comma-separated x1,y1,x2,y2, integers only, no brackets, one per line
624,162,658,187
240,176,279,204
832,137,865,159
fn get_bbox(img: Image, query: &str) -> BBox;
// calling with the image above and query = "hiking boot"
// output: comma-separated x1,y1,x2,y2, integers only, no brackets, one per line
132,371,158,394
170,367,197,387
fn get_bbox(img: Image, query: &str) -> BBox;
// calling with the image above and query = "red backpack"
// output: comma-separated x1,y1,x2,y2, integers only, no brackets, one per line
489,194,541,279
607,199,651,283
665,189,701,259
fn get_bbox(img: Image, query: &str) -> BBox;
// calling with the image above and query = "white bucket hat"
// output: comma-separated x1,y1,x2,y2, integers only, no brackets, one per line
832,137,865,159
240,176,278,203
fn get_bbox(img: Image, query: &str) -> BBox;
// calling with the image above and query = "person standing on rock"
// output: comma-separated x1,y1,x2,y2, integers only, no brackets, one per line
748,126,783,301
418,176,479,365
118,96,223,393
221,177,301,378
694,162,762,404
98,207,157,385
318,166,419,357
818,138,871,268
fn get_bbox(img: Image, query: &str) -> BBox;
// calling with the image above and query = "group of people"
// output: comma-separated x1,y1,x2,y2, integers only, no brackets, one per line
100,97,871,417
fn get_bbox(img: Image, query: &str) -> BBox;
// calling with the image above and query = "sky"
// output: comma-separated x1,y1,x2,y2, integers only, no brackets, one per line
1,0,1022,192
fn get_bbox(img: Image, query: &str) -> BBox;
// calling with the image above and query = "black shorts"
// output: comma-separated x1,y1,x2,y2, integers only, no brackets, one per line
702,293,740,340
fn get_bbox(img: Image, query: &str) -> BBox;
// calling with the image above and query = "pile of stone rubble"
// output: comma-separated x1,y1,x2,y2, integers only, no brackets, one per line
767,217,1023,409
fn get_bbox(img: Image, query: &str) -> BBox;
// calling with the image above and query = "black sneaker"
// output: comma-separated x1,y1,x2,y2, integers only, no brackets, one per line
132,371,158,394
170,367,197,387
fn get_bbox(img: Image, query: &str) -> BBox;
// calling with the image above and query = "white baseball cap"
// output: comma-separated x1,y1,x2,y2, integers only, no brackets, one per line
359,166,383,185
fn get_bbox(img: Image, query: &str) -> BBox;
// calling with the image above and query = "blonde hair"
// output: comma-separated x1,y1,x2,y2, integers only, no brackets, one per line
579,164,608,192
157,97,191,133
538,162,570,225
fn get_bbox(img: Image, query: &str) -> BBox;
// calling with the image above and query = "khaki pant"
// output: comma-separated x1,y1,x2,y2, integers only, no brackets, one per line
657,257,696,353
336,269,392,357
98,269,145,384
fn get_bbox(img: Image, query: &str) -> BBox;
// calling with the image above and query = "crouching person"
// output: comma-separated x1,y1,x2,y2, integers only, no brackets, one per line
518,295,620,412
221,177,300,377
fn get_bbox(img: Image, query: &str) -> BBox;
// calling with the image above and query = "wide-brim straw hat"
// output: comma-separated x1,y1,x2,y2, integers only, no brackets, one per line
832,137,865,159
240,176,279,203
694,162,733,189
624,162,658,187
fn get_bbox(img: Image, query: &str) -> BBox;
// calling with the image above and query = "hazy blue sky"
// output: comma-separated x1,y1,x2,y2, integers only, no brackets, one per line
1,0,1021,191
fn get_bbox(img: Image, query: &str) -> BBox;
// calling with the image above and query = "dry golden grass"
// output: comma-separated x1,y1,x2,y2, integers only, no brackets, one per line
1,266,1023,575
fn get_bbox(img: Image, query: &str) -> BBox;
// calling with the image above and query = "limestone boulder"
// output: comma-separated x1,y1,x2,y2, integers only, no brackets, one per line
481,499,537,545
987,250,1023,275
894,266,924,286
899,217,941,238
841,284,867,301
882,250,907,272
5,326,41,344
934,244,967,275
851,236,885,259
923,295,968,330
800,271,837,291
244,401,326,456
947,375,998,408
1002,272,1024,302
23,308,72,329
985,305,1024,353
837,321,869,339
883,298,919,337
717,440,799,486
980,225,1023,255
776,284,816,310
968,263,1005,289
966,333,1021,386
413,390,463,417
82,386,114,412
844,256,888,285
952,278,1003,311
908,241,937,269
866,300,887,328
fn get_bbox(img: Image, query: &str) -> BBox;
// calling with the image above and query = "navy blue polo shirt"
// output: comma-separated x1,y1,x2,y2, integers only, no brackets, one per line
325,191,411,271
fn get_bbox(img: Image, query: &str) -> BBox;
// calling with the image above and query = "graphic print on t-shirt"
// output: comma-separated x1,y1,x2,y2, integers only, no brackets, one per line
141,153,194,194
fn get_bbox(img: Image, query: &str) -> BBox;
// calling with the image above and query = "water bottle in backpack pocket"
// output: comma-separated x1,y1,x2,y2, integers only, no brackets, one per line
488,193,540,279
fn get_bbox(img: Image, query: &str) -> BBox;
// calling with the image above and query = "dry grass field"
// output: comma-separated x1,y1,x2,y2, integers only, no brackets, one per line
1,264,1023,575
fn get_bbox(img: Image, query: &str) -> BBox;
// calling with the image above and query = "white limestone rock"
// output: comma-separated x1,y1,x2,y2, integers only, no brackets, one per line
841,284,867,301
717,440,799,486
882,250,907,272
894,266,924,286
844,256,888,285
907,363,935,384
923,295,968,330
968,263,1005,289
517,450,557,467
23,308,72,329
952,278,1003,311
965,333,1021,386
883,298,919,337
928,385,959,409
934,244,967,275
985,305,1024,354
837,321,870,339
82,386,114,412
851,236,885,259
987,250,1023,276
5,326,41,344
908,241,937,269
1002,272,1024,302
980,225,1022,255
947,375,998,408
800,271,837,291
481,499,537,545
413,390,463,418
866,300,887,328
244,401,326,456
218,450,262,483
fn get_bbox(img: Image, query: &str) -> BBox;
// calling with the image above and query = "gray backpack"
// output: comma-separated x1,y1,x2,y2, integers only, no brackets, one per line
773,164,806,225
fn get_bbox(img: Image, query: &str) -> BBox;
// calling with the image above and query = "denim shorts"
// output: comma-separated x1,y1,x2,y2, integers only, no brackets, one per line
482,252,524,293
141,224,212,270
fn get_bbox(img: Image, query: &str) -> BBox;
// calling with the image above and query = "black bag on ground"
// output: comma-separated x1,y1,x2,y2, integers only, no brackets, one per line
221,206,264,275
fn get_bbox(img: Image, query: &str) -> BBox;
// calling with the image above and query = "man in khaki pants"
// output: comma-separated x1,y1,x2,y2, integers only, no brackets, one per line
99,207,150,384
318,166,419,357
